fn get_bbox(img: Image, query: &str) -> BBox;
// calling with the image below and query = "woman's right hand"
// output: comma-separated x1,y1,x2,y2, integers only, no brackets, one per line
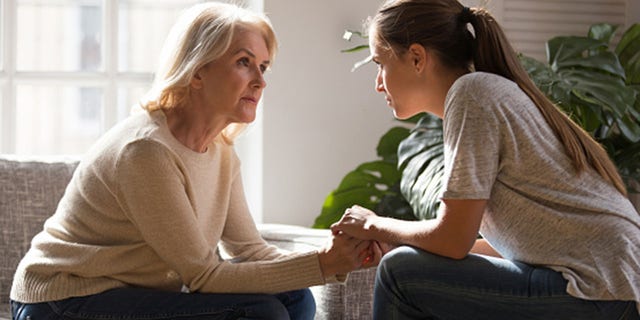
317,233,371,278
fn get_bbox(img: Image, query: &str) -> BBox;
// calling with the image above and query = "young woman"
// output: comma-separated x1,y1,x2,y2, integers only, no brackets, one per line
331,0,640,319
10,3,375,320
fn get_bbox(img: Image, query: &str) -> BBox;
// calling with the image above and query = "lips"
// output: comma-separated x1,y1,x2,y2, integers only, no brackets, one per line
241,96,258,104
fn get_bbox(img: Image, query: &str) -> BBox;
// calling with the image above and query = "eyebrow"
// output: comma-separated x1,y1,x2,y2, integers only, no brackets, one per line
235,48,270,66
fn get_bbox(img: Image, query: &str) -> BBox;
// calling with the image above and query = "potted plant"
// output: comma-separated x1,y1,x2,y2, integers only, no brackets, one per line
313,23,640,228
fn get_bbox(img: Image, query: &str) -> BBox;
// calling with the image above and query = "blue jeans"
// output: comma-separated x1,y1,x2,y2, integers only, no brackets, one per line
11,287,315,320
374,246,639,320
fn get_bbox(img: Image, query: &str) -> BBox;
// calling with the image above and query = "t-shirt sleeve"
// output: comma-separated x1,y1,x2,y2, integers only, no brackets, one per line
441,80,501,200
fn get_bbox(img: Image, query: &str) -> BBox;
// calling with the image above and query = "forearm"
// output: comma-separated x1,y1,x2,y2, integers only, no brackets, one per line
368,216,431,246
335,200,484,260
470,238,502,258
370,216,473,259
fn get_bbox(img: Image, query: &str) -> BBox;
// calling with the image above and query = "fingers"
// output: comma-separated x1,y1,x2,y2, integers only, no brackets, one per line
360,241,383,268
330,210,355,235
370,241,383,265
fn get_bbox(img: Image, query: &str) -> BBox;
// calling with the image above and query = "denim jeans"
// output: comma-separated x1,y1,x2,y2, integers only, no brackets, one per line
374,246,639,320
11,287,315,320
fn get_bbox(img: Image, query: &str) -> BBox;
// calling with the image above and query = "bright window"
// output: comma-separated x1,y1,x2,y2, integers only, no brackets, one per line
0,0,209,155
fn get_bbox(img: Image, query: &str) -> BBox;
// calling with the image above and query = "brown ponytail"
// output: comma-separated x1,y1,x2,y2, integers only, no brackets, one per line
372,0,627,196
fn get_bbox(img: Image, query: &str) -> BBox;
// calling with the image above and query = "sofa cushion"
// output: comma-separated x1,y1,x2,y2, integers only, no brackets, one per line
0,156,79,317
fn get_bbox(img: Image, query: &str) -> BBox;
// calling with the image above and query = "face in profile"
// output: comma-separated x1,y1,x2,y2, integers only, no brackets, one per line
192,26,271,125
369,29,430,120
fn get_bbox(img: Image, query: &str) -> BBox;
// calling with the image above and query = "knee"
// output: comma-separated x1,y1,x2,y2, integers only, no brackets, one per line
298,289,316,311
376,246,416,289
276,288,316,320
376,246,447,287
378,246,421,275
255,296,291,320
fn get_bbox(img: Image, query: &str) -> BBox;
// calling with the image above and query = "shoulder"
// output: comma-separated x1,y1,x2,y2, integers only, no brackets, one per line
449,72,519,100
445,72,528,116
454,72,516,88
111,112,177,163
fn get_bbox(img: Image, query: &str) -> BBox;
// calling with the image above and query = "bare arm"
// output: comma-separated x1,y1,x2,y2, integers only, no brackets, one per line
331,199,486,260
471,238,502,258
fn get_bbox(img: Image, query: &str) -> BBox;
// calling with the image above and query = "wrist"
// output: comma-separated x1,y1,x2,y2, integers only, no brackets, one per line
365,215,383,238
316,249,335,279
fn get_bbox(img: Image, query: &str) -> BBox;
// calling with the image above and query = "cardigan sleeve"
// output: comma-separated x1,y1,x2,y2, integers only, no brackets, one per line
219,169,287,262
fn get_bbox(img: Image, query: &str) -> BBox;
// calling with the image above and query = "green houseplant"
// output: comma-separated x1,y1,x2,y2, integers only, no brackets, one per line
520,23,640,188
313,23,640,228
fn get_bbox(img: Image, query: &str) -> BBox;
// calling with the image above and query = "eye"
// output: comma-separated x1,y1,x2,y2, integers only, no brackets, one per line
259,64,268,74
237,57,250,67
372,58,382,69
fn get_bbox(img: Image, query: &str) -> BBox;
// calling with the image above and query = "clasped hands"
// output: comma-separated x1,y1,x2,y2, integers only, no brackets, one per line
317,205,393,279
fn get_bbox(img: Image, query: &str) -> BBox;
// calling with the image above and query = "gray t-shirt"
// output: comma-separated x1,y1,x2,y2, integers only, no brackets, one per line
441,72,640,306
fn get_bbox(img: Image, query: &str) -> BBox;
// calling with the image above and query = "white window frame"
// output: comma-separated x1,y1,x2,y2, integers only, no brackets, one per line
0,0,155,154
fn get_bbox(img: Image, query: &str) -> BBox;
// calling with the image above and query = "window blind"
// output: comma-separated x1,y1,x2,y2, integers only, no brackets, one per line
501,0,627,62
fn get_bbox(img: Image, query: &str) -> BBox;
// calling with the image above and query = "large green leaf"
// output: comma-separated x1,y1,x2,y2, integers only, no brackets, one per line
555,52,625,77
377,127,411,162
537,31,640,142
548,37,625,77
547,36,605,67
617,24,640,86
313,160,401,228
312,126,411,228
558,69,635,116
588,23,618,45
397,115,444,220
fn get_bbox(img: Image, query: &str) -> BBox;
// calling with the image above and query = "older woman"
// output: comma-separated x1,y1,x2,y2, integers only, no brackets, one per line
10,3,374,320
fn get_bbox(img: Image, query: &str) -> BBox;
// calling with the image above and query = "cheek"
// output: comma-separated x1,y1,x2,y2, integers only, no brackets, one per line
380,72,394,94
383,72,400,96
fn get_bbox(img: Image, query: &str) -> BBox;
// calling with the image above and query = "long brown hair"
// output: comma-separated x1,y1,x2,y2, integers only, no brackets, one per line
371,0,627,196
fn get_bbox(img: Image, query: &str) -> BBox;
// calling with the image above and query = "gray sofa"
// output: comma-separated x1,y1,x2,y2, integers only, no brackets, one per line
0,155,376,320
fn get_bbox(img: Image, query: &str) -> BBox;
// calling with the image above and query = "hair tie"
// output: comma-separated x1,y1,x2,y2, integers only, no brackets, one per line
460,6,472,23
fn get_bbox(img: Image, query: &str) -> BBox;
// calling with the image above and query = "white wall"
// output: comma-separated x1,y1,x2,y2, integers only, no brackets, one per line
260,0,394,226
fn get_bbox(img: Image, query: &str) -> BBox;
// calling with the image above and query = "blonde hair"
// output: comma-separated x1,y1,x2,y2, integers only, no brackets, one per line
372,0,627,196
141,2,277,143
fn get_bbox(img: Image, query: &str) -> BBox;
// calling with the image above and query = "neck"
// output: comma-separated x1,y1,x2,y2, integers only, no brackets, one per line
428,67,469,119
163,105,228,153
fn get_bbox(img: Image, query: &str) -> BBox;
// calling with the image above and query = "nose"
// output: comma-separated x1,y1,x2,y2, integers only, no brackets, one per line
375,70,384,93
252,69,267,89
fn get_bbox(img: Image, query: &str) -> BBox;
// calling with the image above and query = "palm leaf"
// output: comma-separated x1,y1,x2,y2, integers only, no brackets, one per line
397,115,444,220
312,126,411,228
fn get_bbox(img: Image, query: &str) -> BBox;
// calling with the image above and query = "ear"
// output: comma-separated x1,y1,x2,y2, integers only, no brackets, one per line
407,43,428,73
190,68,204,90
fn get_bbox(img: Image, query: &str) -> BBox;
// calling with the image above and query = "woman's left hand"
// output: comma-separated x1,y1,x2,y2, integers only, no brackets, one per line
330,205,380,241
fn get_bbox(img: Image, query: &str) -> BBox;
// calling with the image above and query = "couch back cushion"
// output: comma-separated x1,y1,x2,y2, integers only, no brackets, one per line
0,156,78,310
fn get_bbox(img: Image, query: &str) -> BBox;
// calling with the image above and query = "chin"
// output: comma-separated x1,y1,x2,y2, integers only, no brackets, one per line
392,109,416,120
236,108,257,123
235,116,256,124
